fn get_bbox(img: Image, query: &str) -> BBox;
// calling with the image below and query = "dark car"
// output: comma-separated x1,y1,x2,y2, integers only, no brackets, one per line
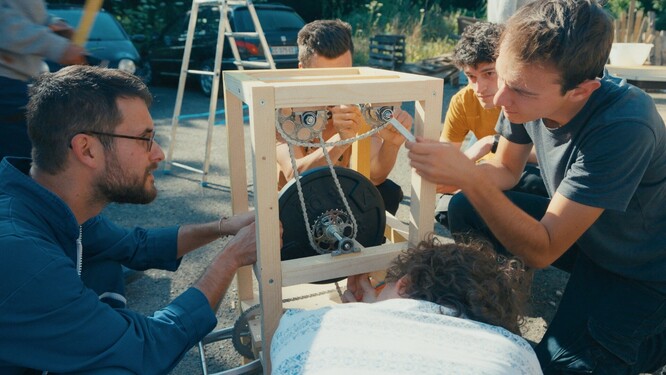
44,5,150,82
147,3,305,95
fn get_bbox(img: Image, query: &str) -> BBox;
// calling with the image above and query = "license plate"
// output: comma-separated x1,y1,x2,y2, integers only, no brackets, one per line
270,46,298,56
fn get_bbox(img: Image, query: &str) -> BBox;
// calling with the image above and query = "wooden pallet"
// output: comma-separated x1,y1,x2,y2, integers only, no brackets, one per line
368,34,406,71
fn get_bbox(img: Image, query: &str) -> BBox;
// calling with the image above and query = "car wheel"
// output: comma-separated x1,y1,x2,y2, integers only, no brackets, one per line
199,59,214,97
138,61,153,85
198,59,226,97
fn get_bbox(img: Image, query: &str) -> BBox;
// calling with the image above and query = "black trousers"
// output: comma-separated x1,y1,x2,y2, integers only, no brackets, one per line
375,178,403,215
0,77,31,161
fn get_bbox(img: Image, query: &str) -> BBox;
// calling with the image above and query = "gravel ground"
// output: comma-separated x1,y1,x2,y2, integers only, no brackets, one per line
104,82,665,374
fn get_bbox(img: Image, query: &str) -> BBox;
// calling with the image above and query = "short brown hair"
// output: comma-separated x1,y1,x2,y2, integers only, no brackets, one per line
297,19,354,68
27,65,152,174
500,0,613,93
384,236,529,334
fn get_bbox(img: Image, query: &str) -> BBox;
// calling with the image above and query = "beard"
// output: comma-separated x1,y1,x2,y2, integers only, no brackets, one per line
95,152,158,204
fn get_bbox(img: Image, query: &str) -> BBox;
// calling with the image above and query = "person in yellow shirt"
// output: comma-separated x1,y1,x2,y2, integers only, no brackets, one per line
441,22,504,170
436,21,546,226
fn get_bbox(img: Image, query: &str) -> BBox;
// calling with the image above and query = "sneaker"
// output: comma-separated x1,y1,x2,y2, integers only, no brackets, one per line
435,194,453,228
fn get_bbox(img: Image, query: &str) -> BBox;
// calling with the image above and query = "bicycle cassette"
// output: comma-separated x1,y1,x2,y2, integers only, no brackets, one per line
360,103,394,128
312,209,358,256
276,107,328,142
231,304,261,359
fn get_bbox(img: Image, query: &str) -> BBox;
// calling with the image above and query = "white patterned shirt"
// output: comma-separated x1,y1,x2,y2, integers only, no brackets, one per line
270,298,542,375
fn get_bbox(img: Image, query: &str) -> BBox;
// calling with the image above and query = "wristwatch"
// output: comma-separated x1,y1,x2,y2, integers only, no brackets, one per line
491,134,500,154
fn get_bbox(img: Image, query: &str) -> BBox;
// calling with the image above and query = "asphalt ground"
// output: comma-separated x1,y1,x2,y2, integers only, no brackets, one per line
104,79,666,374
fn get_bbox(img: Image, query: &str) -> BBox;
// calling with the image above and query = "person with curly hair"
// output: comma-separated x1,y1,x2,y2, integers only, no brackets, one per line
270,237,541,374
442,21,506,165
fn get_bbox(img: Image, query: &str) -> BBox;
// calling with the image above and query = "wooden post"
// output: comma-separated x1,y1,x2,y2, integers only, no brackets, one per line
249,85,281,373
71,0,104,46
224,89,254,303
655,31,665,66
625,0,636,42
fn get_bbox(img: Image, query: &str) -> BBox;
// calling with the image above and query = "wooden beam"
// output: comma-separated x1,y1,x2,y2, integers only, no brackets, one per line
72,0,104,46
281,242,407,286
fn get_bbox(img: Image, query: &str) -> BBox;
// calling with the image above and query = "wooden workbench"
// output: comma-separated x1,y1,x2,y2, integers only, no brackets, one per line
606,64,666,90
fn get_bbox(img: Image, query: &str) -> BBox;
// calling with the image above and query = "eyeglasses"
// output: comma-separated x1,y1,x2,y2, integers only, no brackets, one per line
81,130,156,151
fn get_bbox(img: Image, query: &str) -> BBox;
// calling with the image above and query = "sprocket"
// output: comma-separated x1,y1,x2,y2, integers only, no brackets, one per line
360,103,394,128
276,107,328,143
312,209,357,255
231,305,262,359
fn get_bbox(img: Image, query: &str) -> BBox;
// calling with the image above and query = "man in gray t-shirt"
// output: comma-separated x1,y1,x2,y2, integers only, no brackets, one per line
406,0,666,374
498,72,666,282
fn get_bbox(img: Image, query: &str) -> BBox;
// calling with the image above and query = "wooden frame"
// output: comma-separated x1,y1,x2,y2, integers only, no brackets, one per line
223,67,442,373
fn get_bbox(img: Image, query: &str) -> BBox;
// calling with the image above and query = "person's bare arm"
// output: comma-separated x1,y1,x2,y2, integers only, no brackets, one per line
276,136,350,181
458,183,602,268
342,273,379,303
407,136,526,193
58,44,87,65
463,134,496,162
435,133,500,193
276,105,362,181
527,146,539,164
408,136,603,268
442,140,463,148
176,211,255,258
475,136,532,190
193,222,257,309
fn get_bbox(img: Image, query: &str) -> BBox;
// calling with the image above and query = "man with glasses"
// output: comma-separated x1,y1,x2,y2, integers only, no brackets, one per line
0,65,258,373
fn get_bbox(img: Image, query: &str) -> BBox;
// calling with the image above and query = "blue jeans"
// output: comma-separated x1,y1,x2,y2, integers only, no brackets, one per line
449,191,666,374
0,77,31,161
435,164,547,228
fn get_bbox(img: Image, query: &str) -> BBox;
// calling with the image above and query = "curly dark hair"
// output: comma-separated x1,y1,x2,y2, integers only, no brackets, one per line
452,21,504,69
384,236,529,334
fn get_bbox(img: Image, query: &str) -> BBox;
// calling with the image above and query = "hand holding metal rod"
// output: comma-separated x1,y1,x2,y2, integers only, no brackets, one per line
388,117,415,142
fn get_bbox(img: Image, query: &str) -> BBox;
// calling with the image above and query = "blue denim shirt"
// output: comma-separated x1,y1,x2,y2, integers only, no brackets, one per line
0,158,216,374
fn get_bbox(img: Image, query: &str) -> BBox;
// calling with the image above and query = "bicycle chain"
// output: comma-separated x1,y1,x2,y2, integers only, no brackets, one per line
276,105,395,255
